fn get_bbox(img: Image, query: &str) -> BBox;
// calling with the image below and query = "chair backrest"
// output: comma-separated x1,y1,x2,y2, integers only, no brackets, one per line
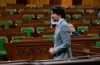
0,21,13,29
43,20,51,25
26,5,37,9
87,34,99,38
23,14,35,21
43,9,51,14
77,9,84,14
0,37,8,50
36,27,46,33
78,26,88,32
37,14,44,19
5,9,17,14
92,20,100,24
21,27,34,38
82,19,90,24
72,14,81,19
15,21,23,25
19,9,25,13
66,14,71,20
96,42,100,47
85,9,95,14
43,35,54,40
12,36,25,41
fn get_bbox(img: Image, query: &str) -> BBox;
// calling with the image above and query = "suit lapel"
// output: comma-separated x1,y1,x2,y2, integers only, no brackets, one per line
54,19,63,37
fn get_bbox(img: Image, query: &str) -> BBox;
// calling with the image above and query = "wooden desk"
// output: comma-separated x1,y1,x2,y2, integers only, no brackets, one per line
3,37,100,61
71,37,100,57
4,40,53,61
71,37,100,48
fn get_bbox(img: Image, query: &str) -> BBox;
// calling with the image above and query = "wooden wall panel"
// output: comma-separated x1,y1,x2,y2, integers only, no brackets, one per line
0,0,16,4
92,0,100,6
16,0,27,4
62,0,72,7
4,40,53,61
1,0,100,7
28,0,49,5
0,0,7,4
7,0,15,4
49,0,61,5
0,0,49,5
82,0,100,6
13,0,16,4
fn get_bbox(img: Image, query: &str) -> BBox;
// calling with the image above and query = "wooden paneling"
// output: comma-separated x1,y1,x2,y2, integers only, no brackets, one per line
16,0,28,4
72,0,82,5
62,0,72,7
4,37,100,61
0,0,7,4
1,0,100,7
4,40,53,61
82,0,100,6
28,0,49,5
49,0,61,5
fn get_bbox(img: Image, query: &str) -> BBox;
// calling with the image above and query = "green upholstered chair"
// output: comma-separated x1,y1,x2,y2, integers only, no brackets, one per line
26,5,36,9
28,6,35,9
43,35,54,40
0,21,13,29
19,9,25,13
92,20,100,24
83,19,90,24
78,26,88,32
73,14,81,19
66,14,71,20
70,5,76,8
43,9,51,14
23,14,35,21
77,9,84,14
96,42,100,47
12,36,21,41
36,27,46,33
37,5,43,8
15,21,23,25
87,34,99,38
37,14,44,19
43,20,50,25
86,9,95,13
0,37,8,60
21,28,34,38
5,9,17,14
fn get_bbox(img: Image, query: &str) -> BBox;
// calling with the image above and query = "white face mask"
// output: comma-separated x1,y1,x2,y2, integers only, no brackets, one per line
51,18,57,24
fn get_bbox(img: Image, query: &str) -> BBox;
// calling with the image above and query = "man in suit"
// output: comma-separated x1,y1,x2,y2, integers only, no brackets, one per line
49,5,73,60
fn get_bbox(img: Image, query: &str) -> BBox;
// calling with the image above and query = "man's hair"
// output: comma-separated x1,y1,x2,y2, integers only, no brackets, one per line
51,5,66,19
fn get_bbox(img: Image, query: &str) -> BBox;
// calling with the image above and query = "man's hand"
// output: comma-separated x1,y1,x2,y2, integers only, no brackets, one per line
49,47,55,55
